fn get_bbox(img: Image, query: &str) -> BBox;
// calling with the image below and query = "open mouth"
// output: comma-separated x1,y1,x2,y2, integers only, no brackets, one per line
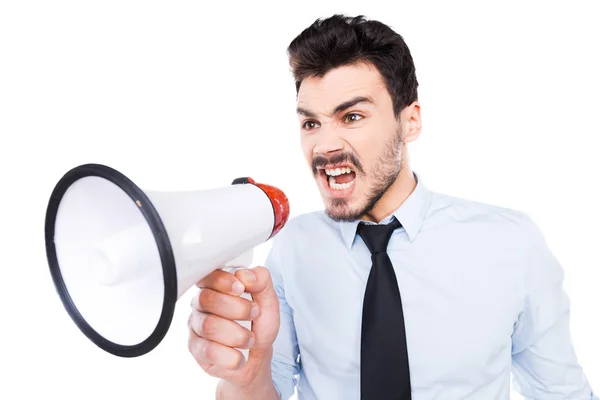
318,165,357,196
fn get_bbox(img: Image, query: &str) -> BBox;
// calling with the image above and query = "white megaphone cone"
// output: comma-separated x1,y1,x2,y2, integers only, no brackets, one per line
44,163,289,358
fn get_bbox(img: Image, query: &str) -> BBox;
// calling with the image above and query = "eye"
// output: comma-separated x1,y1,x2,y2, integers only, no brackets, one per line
344,113,363,123
302,120,320,130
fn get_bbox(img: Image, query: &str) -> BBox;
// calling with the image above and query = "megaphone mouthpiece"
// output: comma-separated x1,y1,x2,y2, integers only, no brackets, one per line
254,182,289,239
231,177,290,239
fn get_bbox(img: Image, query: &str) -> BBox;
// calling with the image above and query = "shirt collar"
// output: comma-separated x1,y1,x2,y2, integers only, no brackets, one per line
339,171,431,249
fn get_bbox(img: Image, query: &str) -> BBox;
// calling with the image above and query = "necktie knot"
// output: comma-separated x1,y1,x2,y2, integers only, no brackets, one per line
357,218,401,254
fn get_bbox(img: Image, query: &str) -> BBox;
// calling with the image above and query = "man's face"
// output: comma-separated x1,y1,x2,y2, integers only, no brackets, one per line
297,62,405,222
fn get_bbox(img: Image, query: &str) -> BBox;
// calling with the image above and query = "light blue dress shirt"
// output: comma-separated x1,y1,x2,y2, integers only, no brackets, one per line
264,172,597,399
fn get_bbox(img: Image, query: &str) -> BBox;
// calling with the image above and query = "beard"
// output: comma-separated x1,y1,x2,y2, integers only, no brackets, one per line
318,126,404,222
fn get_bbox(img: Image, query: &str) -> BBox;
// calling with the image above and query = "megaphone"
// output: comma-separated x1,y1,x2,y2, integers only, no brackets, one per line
44,163,289,358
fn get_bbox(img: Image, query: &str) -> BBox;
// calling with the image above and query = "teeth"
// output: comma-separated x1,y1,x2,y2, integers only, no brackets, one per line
325,167,353,176
328,176,356,191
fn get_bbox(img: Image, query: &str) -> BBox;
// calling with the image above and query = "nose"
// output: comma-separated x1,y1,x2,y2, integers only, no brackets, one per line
313,128,344,156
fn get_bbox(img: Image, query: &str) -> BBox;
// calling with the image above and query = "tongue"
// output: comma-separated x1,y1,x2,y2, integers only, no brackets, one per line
335,171,356,184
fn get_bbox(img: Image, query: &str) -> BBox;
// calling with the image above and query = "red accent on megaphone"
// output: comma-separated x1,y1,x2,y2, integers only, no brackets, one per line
254,183,290,239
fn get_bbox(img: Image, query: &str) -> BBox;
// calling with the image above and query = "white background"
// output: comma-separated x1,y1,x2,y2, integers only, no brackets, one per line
1,1,599,399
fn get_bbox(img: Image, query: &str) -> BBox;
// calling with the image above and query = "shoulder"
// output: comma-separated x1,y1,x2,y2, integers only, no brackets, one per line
425,190,542,242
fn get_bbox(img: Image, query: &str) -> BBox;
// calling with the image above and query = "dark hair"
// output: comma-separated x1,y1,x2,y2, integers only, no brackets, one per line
287,14,419,117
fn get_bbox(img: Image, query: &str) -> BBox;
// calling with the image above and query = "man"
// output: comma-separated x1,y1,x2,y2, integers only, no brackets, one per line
187,14,598,399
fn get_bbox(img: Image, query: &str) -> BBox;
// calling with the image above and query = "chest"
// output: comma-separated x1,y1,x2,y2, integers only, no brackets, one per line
285,241,524,380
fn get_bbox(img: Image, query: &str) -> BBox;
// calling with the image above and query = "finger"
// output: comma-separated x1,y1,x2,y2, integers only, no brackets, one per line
196,269,246,296
191,288,259,321
187,329,232,378
188,309,255,349
237,267,280,354
195,359,218,378
188,329,246,370
233,268,263,294
239,266,278,312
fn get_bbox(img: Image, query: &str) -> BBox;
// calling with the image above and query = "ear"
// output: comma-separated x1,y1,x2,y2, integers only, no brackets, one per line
401,101,422,143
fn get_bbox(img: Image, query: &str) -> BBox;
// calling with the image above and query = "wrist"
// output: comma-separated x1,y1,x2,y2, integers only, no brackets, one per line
216,347,277,400
239,346,275,393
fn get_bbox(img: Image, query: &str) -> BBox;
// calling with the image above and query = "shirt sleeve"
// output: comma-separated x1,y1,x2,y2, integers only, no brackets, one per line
263,234,300,400
511,215,598,399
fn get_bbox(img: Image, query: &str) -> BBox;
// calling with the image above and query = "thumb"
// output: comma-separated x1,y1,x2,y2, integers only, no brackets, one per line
237,266,277,306
234,266,280,353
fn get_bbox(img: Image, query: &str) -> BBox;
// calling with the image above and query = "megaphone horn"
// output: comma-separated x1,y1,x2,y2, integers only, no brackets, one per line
44,163,290,358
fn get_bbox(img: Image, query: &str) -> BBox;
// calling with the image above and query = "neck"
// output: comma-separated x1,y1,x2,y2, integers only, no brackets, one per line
361,166,416,223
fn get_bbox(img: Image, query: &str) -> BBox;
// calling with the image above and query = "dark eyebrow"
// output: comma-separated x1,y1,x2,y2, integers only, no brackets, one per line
296,107,316,118
332,96,374,115
296,96,375,118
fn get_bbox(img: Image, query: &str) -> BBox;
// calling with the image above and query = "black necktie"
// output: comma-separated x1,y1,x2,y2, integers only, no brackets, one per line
357,218,411,400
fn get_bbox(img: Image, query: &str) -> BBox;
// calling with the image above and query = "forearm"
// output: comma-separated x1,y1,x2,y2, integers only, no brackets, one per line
216,349,279,400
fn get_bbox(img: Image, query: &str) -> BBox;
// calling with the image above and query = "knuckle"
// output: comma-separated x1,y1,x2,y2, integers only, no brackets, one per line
194,339,210,363
255,265,270,278
196,270,218,288
233,299,251,320
237,329,251,347
198,288,215,310
231,351,245,369
203,364,220,377
219,270,235,282
203,340,217,361
200,314,217,337
217,276,234,292
187,336,193,354
221,349,241,370
188,335,200,358
246,302,257,319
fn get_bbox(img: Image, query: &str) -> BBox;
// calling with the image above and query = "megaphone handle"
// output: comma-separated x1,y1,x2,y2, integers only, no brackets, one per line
222,266,253,361
237,291,253,361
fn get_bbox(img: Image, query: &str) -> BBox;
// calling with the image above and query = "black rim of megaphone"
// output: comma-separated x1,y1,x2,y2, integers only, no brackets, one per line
44,163,178,357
